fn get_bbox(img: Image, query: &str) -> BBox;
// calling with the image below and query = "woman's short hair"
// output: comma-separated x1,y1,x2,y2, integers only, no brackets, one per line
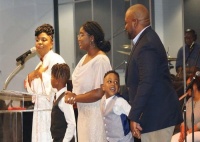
35,24,54,39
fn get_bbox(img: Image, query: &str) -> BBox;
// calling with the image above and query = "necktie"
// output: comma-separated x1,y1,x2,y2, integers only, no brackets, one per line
54,94,56,103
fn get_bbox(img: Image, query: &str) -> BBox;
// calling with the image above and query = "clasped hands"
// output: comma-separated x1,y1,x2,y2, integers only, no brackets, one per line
130,121,143,139
64,91,76,104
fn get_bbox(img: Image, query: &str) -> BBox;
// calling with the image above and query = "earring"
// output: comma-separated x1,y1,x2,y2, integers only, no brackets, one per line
90,40,93,45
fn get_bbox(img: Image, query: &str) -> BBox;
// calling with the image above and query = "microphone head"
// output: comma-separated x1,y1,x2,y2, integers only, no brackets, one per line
192,41,194,46
195,71,200,77
30,47,36,53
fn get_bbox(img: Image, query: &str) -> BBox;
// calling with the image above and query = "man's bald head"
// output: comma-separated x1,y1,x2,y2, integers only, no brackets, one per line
127,4,150,27
125,4,150,39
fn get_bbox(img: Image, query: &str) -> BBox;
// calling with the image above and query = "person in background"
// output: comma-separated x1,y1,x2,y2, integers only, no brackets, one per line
100,70,134,142
171,74,200,142
25,23,65,142
50,63,76,142
124,4,183,142
176,29,200,80
65,21,112,142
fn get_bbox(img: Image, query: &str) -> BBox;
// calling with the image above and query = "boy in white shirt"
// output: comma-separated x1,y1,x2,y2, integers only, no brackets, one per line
50,63,76,142
100,70,134,142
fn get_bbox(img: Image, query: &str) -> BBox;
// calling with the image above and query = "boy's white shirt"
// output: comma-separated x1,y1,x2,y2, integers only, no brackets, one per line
104,95,131,116
55,87,76,142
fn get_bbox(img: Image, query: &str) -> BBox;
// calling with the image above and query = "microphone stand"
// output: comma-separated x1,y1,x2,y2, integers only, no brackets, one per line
107,26,125,41
182,82,195,142
190,48,200,142
186,47,200,142
180,79,195,142
3,57,26,90
191,90,194,142
180,44,200,142
3,64,23,90
114,60,127,71
182,102,187,142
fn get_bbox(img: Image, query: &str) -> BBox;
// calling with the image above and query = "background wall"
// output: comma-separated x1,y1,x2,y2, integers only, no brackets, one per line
0,0,54,91
0,0,188,91
0,0,75,92
58,1,76,74
154,0,184,75
184,0,200,43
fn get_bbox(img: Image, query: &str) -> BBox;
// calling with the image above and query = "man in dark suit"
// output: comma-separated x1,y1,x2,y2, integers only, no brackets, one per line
124,4,183,142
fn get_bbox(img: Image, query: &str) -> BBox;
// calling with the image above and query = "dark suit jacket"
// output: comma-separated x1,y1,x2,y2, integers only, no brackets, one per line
125,26,183,133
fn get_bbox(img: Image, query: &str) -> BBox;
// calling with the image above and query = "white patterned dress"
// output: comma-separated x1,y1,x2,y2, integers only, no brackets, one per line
72,54,112,142
26,50,65,142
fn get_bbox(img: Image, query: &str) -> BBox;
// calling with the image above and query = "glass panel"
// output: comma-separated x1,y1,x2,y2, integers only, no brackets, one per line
183,0,200,76
0,90,33,142
75,0,92,64
72,0,151,86
0,90,52,142
93,0,111,60
111,0,131,87
112,0,130,71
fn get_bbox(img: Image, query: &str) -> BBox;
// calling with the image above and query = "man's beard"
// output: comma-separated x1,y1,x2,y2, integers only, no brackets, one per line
127,30,134,40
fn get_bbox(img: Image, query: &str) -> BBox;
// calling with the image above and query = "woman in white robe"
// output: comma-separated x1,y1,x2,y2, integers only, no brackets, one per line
25,24,65,142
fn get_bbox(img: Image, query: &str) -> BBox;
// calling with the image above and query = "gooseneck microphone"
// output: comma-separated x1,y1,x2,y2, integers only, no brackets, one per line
3,47,37,90
179,71,200,101
16,47,36,62
186,71,200,92
189,41,195,49
195,70,200,76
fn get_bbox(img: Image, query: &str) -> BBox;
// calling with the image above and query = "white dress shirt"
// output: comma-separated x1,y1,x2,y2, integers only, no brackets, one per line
105,95,131,116
54,87,76,142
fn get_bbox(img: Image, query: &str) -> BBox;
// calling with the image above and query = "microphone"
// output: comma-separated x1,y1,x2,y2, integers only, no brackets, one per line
195,70,200,76
179,92,188,101
113,29,125,38
189,41,195,49
179,71,200,101
186,71,200,92
108,29,126,41
16,47,36,62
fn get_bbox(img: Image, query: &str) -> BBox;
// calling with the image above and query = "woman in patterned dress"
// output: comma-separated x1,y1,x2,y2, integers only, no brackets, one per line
65,21,112,142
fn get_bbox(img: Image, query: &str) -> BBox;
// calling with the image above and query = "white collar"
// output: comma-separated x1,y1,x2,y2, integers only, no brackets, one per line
133,25,150,45
55,87,67,98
